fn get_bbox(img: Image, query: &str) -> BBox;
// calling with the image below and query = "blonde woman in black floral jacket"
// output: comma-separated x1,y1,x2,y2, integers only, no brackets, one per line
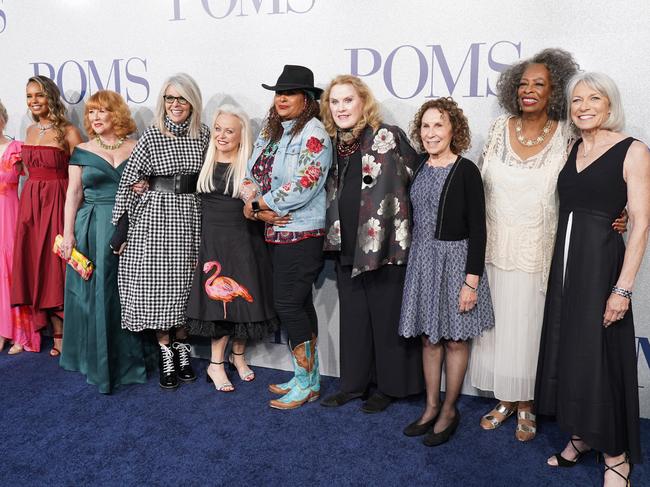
320,75,423,413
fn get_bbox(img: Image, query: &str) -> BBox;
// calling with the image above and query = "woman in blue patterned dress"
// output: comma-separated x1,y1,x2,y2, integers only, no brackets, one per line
399,98,494,446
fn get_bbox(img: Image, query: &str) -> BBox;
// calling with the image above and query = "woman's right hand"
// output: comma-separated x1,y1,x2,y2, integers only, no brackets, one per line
132,179,149,194
62,235,76,260
113,242,127,256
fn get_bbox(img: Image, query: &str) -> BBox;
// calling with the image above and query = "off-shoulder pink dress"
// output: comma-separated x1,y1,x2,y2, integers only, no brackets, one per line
0,140,38,351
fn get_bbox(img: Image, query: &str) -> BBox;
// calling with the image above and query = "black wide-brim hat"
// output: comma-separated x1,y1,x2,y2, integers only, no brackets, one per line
262,64,323,97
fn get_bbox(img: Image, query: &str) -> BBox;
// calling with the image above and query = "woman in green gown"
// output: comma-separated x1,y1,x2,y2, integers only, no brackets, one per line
60,90,149,393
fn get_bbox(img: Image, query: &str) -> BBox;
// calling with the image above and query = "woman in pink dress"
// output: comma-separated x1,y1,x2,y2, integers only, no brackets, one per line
0,100,37,353
10,76,82,356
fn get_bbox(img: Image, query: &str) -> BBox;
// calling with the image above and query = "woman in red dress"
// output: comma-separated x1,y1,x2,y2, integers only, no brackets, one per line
11,75,82,356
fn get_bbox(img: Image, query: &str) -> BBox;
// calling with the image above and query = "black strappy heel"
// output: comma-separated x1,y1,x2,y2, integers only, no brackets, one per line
548,437,591,467
602,453,632,486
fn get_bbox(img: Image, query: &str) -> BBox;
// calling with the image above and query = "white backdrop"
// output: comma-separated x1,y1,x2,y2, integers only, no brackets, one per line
2,0,650,416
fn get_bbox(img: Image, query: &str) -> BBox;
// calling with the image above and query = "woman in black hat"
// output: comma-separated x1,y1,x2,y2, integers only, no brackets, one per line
242,65,333,410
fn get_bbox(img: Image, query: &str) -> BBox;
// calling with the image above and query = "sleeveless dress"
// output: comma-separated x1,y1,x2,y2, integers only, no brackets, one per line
60,148,149,394
469,115,570,401
399,163,494,343
186,163,277,339
11,145,68,322
535,137,641,464
0,140,37,350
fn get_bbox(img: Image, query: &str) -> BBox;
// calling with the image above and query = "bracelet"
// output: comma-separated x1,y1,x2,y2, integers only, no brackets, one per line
611,286,632,299
463,280,477,291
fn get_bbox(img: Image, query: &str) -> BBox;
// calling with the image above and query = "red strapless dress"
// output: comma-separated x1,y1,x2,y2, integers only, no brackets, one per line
11,145,68,322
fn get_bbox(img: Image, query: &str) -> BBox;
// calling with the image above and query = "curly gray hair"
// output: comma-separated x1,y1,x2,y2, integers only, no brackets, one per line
497,48,579,120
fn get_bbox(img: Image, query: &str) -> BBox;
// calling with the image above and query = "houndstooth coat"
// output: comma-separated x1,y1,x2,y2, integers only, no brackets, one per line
112,122,210,332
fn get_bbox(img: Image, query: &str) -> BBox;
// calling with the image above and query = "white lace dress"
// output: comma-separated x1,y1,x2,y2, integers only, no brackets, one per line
469,115,571,401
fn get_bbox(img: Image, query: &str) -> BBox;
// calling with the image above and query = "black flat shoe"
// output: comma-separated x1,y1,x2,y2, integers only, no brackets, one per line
320,391,364,407
361,391,393,414
403,413,439,437
422,409,460,447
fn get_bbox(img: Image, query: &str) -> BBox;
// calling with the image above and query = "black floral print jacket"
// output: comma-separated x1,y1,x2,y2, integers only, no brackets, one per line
324,123,419,277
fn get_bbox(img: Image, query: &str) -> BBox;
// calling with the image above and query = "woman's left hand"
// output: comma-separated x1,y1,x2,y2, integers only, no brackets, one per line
256,210,292,227
458,274,479,313
603,292,630,327
612,208,628,234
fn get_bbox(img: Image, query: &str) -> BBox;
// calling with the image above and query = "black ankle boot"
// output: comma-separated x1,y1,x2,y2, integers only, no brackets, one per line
158,343,178,389
172,340,196,382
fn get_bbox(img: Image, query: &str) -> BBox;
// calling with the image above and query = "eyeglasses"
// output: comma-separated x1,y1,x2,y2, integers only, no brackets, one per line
163,95,189,105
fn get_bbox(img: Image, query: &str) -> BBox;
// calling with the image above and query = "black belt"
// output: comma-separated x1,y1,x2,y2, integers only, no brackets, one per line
149,174,199,194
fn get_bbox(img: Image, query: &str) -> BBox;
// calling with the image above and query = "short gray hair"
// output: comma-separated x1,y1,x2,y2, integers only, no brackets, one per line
154,73,204,138
566,72,625,132
0,99,7,126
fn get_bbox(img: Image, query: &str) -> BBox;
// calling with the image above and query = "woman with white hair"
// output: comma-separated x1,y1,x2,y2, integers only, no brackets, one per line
186,105,277,392
535,72,650,485
112,73,210,390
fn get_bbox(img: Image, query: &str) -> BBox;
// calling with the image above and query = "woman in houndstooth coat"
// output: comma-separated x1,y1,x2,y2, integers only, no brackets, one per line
112,73,209,390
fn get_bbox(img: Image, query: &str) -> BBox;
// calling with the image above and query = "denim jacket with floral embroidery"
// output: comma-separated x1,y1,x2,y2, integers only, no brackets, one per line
243,117,333,232
324,124,418,277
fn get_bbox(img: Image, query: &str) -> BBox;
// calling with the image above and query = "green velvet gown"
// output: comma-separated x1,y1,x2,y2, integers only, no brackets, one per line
60,147,149,393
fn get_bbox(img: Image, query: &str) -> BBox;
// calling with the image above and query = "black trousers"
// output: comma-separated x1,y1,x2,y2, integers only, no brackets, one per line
336,262,424,398
270,237,324,347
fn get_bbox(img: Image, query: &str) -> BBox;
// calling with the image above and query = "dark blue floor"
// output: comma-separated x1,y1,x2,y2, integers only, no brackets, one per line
0,344,648,487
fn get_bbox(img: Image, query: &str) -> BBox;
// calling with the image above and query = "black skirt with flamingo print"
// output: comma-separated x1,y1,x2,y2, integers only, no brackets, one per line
186,164,278,339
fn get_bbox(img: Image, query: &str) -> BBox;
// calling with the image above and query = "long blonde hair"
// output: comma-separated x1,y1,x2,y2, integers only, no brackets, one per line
197,104,252,197
153,73,204,139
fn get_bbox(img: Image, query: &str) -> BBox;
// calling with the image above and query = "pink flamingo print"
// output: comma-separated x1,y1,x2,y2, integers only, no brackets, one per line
203,261,253,319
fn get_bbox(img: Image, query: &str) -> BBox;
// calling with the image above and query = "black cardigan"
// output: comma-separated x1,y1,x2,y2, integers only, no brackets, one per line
412,155,487,276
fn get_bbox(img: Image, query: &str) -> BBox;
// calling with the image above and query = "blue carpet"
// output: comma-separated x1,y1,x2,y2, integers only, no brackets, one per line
0,344,648,487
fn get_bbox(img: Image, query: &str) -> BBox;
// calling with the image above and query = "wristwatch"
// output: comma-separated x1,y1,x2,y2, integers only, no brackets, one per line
251,200,261,213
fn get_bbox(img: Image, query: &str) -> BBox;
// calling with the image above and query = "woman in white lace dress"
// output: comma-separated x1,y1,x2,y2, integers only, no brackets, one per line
468,49,579,441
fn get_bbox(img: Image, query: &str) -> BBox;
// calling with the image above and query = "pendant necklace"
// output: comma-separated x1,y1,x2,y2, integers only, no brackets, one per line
515,118,553,146
37,122,53,138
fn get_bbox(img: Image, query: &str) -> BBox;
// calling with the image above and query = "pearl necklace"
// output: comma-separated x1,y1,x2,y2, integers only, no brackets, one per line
95,135,125,151
515,118,553,147
37,122,53,137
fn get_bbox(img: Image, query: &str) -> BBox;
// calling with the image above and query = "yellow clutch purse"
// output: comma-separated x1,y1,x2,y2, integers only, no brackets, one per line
52,234,94,281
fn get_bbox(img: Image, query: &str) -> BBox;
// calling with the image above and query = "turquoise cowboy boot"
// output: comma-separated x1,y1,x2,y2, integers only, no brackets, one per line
269,339,318,410
269,335,319,395
268,350,297,395
311,338,320,396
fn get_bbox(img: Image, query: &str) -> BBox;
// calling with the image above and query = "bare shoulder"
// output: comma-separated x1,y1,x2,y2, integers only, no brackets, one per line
628,139,650,157
623,140,650,180
65,124,83,138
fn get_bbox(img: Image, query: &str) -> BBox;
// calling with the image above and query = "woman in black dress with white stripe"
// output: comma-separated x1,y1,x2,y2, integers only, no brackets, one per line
535,72,650,486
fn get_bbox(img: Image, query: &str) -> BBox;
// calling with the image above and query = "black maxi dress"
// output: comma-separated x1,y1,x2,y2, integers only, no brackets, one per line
535,137,641,463
186,163,277,339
